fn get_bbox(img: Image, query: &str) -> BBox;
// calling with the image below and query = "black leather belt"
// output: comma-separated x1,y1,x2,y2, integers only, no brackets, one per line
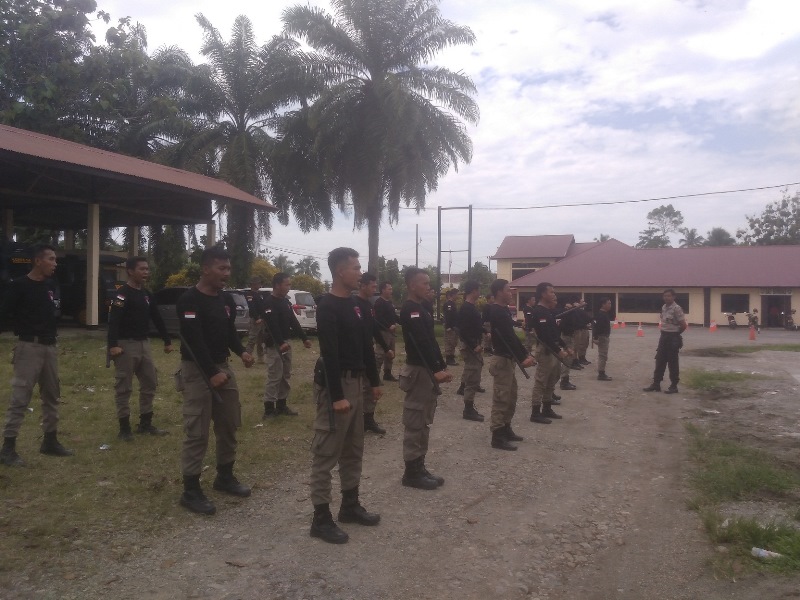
19,335,57,345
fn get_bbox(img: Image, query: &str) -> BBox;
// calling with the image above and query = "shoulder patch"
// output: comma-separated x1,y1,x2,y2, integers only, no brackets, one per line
410,312,420,319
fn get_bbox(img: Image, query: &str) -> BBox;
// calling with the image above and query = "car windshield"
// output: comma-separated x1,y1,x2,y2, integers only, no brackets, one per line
294,292,315,307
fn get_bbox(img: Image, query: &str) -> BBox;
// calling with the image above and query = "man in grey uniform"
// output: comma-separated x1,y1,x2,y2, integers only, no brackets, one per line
643,289,687,394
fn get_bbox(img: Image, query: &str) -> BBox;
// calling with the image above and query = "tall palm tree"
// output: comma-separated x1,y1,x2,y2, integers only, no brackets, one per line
679,228,705,248
295,256,321,278
161,15,306,284
282,0,479,273
704,227,736,246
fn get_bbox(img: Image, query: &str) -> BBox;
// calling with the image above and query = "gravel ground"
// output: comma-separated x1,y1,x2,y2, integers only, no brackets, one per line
6,326,800,600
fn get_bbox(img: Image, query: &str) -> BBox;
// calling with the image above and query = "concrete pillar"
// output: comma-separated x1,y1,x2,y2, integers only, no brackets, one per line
3,209,13,242
128,226,140,257
207,220,216,246
64,230,74,251
86,204,100,328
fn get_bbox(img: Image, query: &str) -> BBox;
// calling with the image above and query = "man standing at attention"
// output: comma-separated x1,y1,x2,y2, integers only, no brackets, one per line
0,244,72,466
643,289,687,394
593,297,614,381
243,276,266,364
487,279,535,451
456,280,486,422
107,256,173,441
356,273,392,434
260,272,312,418
374,282,398,382
399,268,452,490
442,288,459,366
176,246,254,515
309,248,381,544
530,282,571,425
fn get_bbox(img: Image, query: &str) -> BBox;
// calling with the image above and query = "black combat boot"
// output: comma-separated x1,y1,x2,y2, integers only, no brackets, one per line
364,412,387,434
491,428,517,451
118,416,134,441
311,503,349,544
478,386,486,393
213,461,251,497
664,384,679,394
402,457,439,490
180,474,216,515
643,382,661,392
262,400,276,419
598,371,613,381
503,423,523,441
0,437,24,467
338,487,381,526
276,398,298,416
446,355,458,366
570,359,583,370
136,412,168,436
552,392,561,401
560,377,577,391
456,382,465,395
39,431,74,457
530,405,552,425
420,456,444,486
542,402,562,420
462,401,484,422
383,371,398,382
579,356,591,365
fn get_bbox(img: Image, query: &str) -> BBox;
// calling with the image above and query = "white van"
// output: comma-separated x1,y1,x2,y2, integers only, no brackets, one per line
248,288,318,333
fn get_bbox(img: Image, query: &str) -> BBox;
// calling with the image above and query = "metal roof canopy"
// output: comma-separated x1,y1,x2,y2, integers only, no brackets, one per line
0,125,275,327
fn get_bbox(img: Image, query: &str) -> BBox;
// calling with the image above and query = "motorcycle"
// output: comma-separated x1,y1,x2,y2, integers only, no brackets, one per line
782,309,798,331
723,312,739,329
745,310,760,333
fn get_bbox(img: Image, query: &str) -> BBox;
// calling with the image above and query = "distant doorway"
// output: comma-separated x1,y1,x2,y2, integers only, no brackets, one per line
761,295,792,328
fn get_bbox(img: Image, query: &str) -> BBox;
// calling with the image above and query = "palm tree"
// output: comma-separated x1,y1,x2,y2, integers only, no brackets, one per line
704,227,736,246
282,0,479,273
160,15,306,285
678,228,705,248
594,233,610,242
273,254,296,275
295,256,321,278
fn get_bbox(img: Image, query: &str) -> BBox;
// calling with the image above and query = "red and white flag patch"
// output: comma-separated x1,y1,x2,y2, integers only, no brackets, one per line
184,311,197,319
410,312,420,319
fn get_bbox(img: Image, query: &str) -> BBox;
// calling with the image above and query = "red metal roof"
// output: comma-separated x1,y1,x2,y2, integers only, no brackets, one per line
491,235,575,259
0,124,273,210
511,239,800,288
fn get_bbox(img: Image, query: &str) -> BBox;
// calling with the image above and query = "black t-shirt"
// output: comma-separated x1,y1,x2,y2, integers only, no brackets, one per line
261,294,307,346
443,299,458,329
487,303,527,361
317,294,380,400
177,287,245,378
374,296,397,330
243,290,265,317
0,276,59,337
531,304,566,353
522,304,535,331
355,295,389,353
107,284,170,347
593,311,612,337
458,301,483,349
400,299,445,372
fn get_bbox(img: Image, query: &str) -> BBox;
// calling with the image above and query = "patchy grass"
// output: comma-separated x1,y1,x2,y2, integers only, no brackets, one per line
683,368,769,394
686,344,800,357
685,424,800,574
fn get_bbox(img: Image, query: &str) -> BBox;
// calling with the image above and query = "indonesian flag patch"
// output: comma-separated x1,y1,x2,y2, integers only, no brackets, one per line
184,311,197,319
225,306,231,317
539,318,547,323
354,306,362,318
411,312,420,319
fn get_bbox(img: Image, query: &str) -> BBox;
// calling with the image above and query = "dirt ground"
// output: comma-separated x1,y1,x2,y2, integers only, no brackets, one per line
6,326,800,600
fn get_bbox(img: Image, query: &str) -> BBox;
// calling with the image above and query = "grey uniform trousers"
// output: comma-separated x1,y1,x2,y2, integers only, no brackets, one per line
112,339,158,419
459,346,483,404
264,345,292,402
4,340,60,437
488,355,517,432
399,364,438,461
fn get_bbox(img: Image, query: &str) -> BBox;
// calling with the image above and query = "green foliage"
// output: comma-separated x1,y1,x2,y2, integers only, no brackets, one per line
704,227,736,246
683,368,768,392
251,257,278,284
738,190,800,246
679,227,705,247
635,227,671,248
290,273,324,297
149,225,187,289
295,256,321,278
636,204,684,248
272,254,296,276
164,262,201,287
459,261,494,296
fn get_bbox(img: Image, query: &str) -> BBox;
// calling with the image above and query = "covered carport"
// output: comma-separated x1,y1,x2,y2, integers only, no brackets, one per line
0,124,274,326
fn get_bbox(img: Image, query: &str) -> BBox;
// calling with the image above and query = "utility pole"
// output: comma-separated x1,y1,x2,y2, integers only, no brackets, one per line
415,223,419,267
436,205,474,316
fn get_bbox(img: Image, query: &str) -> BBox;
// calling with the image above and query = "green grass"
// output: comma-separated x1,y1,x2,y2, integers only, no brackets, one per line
0,331,407,582
726,344,800,353
683,368,769,392
685,424,800,574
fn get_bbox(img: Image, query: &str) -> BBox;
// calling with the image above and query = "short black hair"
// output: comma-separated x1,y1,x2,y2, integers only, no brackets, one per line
599,296,611,306
379,281,392,292
200,245,230,266
663,288,676,296
463,280,480,295
31,243,56,259
273,272,290,286
404,267,427,286
359,273,377,285
535,282,553,301
490,278,508,296
125,256,148,271
327,247,358,276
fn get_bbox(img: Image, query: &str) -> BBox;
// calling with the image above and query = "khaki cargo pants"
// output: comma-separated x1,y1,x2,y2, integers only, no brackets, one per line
3,340,60,437
264,345,291,402
488,355,517,433
375,330,395,375
245,318,265,359
596,335,610,372
574,328,590,358
523,330,538,353
180,360,241,476
309,373,365,505
399,364,439,462
444,328,458,356
459,345,483,404
112,339,158,419
532,348,561,408
560,334,575,378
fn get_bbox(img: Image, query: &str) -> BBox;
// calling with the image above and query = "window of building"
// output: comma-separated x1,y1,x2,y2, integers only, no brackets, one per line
720,294,750,313
511,262,550,280
618,293,690,314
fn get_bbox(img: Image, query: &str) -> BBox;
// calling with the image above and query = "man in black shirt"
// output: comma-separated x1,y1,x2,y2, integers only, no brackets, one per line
530,282,571,424
481,293,494,355
442,288,459,365
558,299,584,391
574,305,592,366
487,279,535,451
107,256,173,441
593,297,613,381
356,273,392,434
399,267,452,490
522,295,537,353
176,246,254,515
309,248,381,544
457,280,486,422
260,272,312,418
0,244,72,466
374,282,398,381
243,276,266,364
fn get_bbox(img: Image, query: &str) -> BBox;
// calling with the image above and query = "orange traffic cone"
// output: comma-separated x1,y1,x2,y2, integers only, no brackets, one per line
637,322,644,337
709,320,717,332
612,321,619,329
749,325,756,341
620,321,627,328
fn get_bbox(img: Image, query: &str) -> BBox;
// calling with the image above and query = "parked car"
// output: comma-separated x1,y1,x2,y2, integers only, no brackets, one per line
241,288,317,333
150,287,249,337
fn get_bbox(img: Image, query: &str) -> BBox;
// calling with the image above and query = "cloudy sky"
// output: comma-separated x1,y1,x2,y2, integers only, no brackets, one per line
92,0,800,275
